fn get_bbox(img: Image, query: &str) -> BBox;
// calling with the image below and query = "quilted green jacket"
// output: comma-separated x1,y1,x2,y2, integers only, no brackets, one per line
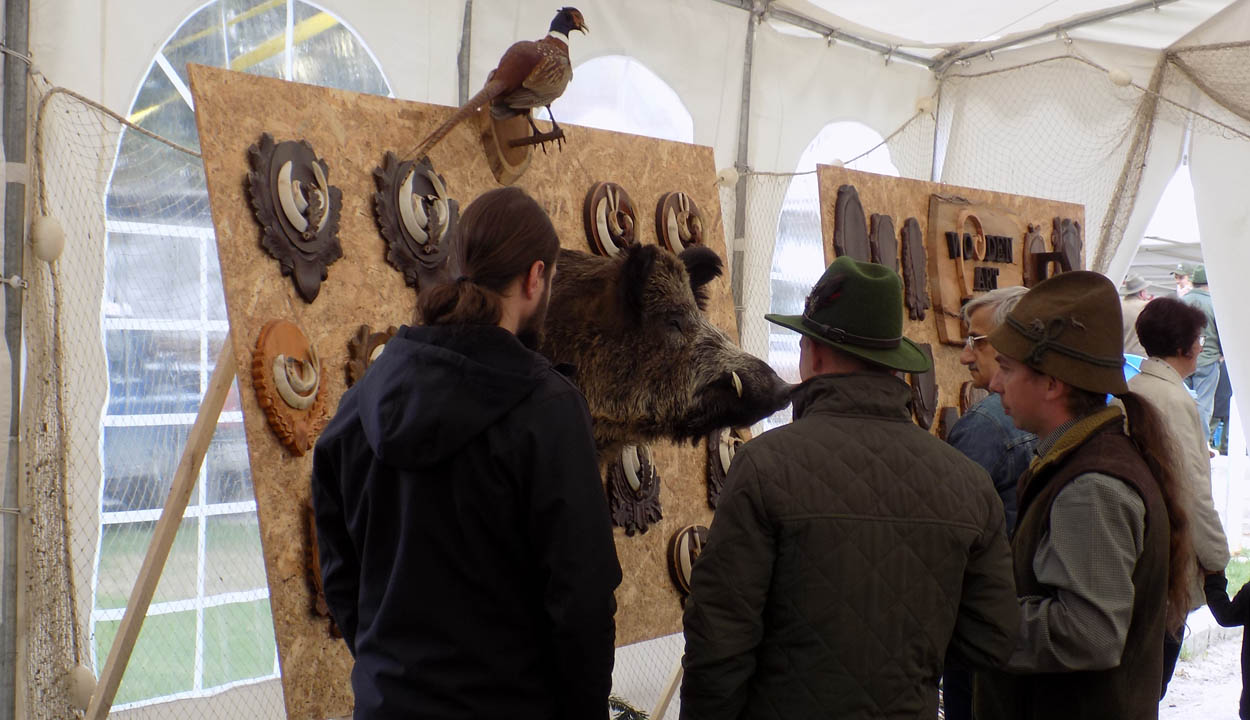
681,373,1019,719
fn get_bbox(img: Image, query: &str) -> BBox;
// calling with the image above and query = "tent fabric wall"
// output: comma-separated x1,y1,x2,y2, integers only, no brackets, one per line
1191,134,1250,462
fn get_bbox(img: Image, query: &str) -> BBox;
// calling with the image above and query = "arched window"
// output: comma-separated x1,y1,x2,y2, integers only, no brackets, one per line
549,55,694,143
764,122,898,427
98,1,388,709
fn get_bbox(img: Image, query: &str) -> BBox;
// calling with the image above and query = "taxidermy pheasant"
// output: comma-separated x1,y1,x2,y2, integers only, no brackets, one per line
408,6,588,159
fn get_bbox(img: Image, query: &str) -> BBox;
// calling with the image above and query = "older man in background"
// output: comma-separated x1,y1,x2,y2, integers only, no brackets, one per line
1119,273,1152,358
941,286,1037,720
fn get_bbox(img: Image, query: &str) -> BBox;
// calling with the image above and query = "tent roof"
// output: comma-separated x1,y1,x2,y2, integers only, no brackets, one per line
766,0,1237,61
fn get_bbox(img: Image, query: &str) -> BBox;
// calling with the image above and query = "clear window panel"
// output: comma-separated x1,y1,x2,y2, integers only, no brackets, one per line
103,425,194,512
206,422,253,505
205,512,267,595
127,65,201,151
203,599,278,688
223,0,288,79
95,610,197,704
206,240,229,321
161,3,229,90
106,129,213,226
105,233,201,320
291,2,389,96
96,518,200,609
105,330,202,415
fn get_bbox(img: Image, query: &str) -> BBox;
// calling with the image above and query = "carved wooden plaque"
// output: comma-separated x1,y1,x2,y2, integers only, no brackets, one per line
606,444,663,536
834,184,871,262
959,381,990,414
656,191,705,254
909,343,938,430
303,499,340,638
1052,216,1083,273
345,324,398,387
583,181,638,257
246,133,343,303
668,524,709,600
870,213,899,272
251,319,329,456
705,426,749,509
937,406,960,442
901,217,929,322
373,153,458,290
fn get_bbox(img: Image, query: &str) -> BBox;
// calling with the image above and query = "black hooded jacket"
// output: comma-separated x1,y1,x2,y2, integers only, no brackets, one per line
312,324,622,720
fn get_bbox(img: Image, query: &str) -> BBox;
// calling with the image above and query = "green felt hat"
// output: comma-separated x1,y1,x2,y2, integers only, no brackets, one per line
765,256,931,373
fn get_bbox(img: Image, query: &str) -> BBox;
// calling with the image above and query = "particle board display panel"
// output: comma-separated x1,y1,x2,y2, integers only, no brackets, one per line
816,166,1084,432
189,64,727,719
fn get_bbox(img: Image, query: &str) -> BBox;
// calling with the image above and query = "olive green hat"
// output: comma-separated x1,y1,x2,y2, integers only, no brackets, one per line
765,256,931,373
988,270,1128,395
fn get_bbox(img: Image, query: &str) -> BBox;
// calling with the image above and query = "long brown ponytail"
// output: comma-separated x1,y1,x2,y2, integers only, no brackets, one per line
416,187,560,326
1120,392,1194,633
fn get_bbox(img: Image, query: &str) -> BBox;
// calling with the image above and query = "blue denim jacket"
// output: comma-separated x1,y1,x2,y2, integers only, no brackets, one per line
946,393,1036,537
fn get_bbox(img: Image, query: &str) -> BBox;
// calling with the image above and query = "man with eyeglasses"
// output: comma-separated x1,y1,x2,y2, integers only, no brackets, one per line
941,286,1037,720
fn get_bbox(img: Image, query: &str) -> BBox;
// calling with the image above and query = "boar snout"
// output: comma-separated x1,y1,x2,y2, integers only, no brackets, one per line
686,357,794,440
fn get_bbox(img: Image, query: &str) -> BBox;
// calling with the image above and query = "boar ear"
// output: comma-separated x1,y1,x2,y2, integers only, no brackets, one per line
620,244,659,322
679,246,724,311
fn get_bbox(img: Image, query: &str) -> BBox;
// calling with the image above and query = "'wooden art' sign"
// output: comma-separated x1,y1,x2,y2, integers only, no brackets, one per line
816,166,1084,434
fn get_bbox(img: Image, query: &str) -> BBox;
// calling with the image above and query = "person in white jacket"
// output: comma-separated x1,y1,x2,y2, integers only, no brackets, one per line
1129,296,1231,698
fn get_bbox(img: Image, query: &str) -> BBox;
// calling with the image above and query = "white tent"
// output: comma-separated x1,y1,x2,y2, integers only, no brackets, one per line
8,0,1250,717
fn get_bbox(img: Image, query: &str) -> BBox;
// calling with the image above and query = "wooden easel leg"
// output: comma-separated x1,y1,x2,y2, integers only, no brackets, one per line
85,338,238,720
651,655,684,719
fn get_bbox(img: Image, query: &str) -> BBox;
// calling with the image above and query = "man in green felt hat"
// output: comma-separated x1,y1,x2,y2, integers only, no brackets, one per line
681,256,1019,720
973,270,1193,720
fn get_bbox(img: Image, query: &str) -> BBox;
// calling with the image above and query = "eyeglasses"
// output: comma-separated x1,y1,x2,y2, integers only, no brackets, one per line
964,334,990,350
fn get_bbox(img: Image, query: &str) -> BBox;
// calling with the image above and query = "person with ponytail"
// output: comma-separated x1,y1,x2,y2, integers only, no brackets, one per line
311,187,622,719
972,271,1192,720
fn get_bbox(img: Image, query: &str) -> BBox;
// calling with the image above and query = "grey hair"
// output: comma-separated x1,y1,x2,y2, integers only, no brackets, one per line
960,286,1029,330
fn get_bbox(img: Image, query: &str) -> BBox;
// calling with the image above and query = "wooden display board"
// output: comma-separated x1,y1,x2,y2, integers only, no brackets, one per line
186,65,729,719
816,166,1085,429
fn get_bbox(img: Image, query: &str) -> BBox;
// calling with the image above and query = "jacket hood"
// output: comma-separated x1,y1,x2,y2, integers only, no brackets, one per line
353,324,551,468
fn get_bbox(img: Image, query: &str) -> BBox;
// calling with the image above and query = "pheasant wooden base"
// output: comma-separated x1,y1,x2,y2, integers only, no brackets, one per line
477,108,532,185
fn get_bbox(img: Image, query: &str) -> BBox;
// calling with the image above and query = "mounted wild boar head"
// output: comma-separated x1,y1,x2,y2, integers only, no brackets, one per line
542,244,793,454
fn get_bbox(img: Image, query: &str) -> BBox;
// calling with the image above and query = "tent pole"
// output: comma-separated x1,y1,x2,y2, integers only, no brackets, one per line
730,3,761,335
1,0,30,715
457,0,473,106
929,83,943,183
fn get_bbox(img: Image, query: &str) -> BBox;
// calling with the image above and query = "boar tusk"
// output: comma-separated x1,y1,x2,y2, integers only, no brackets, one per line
311,162,331,232
291,180,309,213
731,371,743,399
622,444,642,492
273,348,319,410
277,161,310,233
597,197,619,256
666,206,682,248
398,169,429,244
368,342,386,364
719,428,734,475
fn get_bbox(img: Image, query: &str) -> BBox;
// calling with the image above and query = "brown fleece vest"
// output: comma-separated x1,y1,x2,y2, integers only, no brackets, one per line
977,421,1169,720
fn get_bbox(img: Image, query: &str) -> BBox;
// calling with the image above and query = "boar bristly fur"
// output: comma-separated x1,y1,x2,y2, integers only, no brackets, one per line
543,244,793,455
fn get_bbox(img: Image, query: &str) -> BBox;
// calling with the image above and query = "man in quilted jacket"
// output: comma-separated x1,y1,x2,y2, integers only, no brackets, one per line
680,257,1019,719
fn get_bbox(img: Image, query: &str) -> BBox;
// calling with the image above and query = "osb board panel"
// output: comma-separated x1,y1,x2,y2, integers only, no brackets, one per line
816,166,1084,432
189,65,724,718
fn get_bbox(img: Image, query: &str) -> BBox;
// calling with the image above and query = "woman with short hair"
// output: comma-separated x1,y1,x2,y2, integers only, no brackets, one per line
1130,297,1231,698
